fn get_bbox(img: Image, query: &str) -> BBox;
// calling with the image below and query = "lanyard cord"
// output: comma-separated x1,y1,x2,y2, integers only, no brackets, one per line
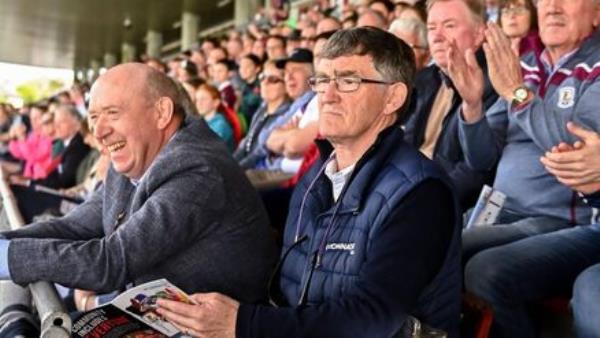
293,154,335,242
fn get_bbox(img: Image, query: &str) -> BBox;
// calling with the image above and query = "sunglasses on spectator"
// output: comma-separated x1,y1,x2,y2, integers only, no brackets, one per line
259,73,284,84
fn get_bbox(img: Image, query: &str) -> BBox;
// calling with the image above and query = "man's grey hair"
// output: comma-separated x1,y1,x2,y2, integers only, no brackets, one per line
56,104,82,121
389,18,428,49
145,69,187,119
320,27,416,116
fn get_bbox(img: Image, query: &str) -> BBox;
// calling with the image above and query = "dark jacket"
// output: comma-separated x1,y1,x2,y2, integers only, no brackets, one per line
3,117,278,302
403,50,499,210
239,78,263,121
36,132,90,189
237,126,461,338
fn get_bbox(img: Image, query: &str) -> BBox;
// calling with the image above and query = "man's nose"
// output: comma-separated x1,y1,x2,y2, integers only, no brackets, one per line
320,79,339,102
92,116,110,140
430,28,446,44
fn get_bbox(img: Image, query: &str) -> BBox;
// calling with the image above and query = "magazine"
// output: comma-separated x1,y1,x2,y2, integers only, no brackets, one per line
72,279,194,338
465,185,506,229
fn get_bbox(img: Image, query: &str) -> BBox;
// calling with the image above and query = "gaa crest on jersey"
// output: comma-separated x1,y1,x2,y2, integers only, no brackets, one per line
557,86,576,109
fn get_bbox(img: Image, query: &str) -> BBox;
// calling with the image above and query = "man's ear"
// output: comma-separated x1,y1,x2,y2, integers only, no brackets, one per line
474,22,486,48
155,97,175,130
382,82,408,116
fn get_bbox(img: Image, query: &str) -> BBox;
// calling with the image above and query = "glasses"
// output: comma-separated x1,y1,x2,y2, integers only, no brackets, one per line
501,6,529,15
259,73,284,84
308,75,394,93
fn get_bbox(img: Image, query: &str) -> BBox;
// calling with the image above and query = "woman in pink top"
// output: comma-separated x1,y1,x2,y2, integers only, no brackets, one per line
8,106,54,180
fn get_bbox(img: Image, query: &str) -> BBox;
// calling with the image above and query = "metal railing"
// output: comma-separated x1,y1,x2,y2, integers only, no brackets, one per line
0,168,71,337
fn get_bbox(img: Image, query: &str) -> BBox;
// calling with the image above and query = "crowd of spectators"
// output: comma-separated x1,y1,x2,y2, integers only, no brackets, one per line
0,0,599,337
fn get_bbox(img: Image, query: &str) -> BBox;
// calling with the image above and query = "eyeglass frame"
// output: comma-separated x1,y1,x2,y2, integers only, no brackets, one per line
307,75,395,93
500,5,529,15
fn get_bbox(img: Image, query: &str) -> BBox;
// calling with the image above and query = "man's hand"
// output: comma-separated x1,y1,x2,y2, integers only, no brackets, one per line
541,122,600,194
445,39,484,123
280,115,300,131
74,289,97,312
267,116,300,154
157,292,239,338
483,22,524,101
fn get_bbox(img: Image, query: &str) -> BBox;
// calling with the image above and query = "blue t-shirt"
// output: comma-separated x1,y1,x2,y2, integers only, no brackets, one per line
206,113,235,151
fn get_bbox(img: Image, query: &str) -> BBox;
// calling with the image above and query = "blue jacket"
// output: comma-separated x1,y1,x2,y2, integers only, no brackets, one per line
237,126,461,338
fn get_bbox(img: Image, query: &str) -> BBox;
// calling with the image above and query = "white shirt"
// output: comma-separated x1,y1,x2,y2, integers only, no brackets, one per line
324,155,356,202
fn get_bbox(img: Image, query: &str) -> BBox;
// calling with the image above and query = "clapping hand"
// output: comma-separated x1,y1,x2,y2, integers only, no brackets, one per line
541,122,600,195
482,22,524,101
446,38,485,123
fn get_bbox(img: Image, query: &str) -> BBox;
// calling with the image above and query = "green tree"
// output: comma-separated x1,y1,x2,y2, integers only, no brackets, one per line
15,79,65,104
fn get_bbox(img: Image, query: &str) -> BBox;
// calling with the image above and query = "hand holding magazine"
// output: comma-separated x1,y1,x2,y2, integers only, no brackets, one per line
72,279,194,338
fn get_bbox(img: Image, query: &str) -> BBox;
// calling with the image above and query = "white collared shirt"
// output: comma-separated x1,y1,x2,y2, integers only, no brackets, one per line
324,155,356,202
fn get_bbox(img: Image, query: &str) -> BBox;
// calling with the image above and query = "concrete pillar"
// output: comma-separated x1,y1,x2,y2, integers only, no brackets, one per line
146,30,163,59
103,53,117,68
181,11,199,51
89,59,101,82
235,0,261,27
74,68,86,82
121,43,137,63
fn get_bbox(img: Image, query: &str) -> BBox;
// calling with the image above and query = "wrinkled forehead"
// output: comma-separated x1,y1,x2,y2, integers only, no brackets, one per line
90,76,143,110
284,62,312,74
427,0,481,26
315,54,377,76
538,0,597,12
94,69,146,94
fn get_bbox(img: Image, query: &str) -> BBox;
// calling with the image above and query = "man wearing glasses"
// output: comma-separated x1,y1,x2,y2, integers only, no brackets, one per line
157,27,461,338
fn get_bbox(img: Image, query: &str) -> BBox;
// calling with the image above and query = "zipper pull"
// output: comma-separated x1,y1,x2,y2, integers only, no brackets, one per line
314,251,322,268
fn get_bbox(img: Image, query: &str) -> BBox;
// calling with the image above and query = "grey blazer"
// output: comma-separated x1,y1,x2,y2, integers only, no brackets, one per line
2,117,277,303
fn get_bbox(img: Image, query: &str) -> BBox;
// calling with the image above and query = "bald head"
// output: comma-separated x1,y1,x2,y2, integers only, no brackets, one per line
92,63,186,119
88,63,186,179
357,9,388,30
